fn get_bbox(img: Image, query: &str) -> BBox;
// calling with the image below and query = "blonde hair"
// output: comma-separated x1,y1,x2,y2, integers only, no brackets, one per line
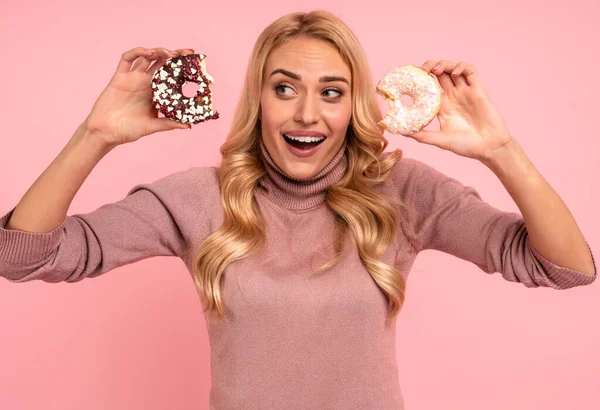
190,10,416,327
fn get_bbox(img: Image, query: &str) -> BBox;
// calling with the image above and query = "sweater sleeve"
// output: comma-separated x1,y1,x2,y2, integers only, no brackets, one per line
406,158,596,289
0,167,206,283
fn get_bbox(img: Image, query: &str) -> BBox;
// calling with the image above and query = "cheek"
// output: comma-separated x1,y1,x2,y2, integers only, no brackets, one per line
322,104,352,134
260,95,278,130
261,95,293,129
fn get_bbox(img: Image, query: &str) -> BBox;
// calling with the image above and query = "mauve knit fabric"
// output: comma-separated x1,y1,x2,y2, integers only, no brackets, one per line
0,137,596,409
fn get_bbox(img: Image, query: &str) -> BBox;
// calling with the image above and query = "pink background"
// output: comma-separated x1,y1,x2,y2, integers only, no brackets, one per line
1,0,599,409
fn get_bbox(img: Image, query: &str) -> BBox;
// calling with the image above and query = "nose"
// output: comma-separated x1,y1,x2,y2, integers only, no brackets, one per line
293,94,320,124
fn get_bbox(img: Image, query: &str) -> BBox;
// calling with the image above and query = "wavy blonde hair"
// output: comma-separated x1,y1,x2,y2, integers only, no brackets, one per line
190,10,416,327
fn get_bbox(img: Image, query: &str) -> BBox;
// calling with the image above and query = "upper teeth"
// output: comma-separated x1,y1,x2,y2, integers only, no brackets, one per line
284,134,324,142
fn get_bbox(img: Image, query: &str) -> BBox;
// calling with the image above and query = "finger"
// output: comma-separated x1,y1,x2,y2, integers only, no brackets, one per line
131,55,154,72
430,60,458,89
431,60,455,76
147,56,167,75
449,62,470,87
147,48,179,74
154,47,179,59
420,60,438,74
419,61,445,95
116,47,156,74
437,72,455,91
452,63,480,88
174,48,195,56
155,47,178,56
146,118,191,135
409,129,451,151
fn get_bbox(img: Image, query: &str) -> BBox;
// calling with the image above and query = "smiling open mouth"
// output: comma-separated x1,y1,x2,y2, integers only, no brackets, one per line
282,133,326,150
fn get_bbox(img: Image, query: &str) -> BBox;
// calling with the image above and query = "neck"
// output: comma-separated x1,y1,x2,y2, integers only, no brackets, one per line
257,137,348,211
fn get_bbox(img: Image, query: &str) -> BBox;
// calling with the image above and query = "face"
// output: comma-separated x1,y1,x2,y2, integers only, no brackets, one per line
259,37,352,180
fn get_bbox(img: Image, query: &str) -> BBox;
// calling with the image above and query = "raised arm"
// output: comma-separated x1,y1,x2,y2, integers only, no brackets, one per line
0,168,197,283
0,46,208,283
401,158,596,289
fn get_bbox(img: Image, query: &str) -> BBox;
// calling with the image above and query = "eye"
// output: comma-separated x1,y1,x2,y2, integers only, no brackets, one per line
274,84,295,96
323,88,343,99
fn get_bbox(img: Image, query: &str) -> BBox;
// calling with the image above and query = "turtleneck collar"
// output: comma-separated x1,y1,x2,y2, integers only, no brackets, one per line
257,136,348,211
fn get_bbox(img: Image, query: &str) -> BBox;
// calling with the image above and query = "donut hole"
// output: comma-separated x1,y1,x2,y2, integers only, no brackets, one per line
400,94,414,107
182,81,199,98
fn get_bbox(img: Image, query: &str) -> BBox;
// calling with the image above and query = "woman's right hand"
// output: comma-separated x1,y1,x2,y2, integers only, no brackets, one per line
84,47,195,148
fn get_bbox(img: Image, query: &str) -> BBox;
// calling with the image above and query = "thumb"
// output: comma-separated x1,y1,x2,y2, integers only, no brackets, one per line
409,129,448,149
146,118,191,135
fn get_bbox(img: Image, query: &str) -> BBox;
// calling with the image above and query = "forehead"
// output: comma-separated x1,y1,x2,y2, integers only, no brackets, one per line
266,37,351,80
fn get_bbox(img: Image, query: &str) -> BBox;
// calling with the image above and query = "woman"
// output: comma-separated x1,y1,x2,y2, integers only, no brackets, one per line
0,10,595,409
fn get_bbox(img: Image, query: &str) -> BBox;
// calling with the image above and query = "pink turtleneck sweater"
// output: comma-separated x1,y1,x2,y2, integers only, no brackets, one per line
0,138,596,409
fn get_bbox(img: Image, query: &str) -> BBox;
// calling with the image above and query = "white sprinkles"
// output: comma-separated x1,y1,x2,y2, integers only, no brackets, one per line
151,54,219,125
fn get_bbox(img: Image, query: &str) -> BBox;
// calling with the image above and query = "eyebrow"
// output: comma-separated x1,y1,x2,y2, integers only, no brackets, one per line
269,68,350,86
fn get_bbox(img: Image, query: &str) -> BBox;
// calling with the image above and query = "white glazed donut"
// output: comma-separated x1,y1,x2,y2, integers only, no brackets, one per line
376,65,443,135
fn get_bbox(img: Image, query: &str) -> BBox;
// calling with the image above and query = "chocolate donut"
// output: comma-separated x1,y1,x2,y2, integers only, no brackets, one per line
151,53,219,125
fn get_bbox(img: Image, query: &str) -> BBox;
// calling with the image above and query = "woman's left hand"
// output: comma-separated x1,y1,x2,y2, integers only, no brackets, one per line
410,60,514,162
